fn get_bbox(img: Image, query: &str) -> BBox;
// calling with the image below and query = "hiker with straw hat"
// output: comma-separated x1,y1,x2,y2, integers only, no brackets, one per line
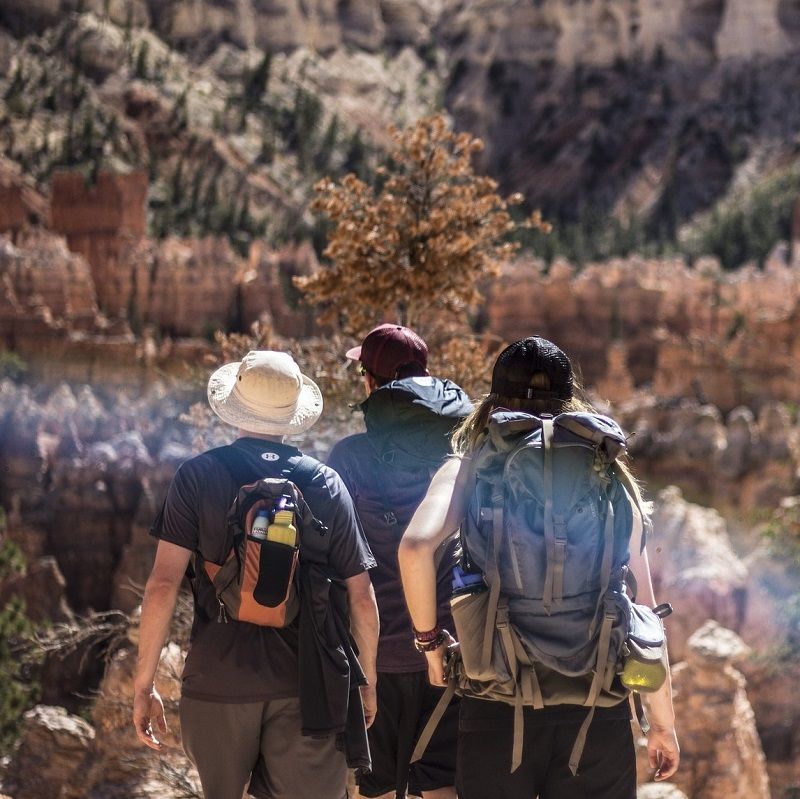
134,350,380,799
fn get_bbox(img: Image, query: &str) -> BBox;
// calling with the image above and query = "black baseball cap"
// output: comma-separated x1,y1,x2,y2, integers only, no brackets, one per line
490,336,573,400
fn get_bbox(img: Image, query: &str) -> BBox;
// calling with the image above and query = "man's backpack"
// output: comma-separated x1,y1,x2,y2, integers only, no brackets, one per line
201,447,325,627
413,410,667,774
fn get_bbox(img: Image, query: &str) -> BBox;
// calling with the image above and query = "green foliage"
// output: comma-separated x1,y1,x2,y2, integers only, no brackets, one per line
150,158,266,250
762,499,800,661
286,87,324,173
343,130,370,181
0,521,41,755
134,40,150,79
0,350,27,382
4,63,27,116
517,207,660,267
682,169,800,269
313,114,339,175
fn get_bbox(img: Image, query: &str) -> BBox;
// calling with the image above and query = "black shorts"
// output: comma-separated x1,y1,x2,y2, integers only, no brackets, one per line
456,697,635,799
357,671,459,799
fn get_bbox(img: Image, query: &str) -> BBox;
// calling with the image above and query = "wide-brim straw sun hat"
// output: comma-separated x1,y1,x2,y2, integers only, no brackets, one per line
207,350,323,436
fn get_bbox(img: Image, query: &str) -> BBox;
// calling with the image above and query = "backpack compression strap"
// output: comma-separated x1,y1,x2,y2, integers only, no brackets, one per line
542,416,558,613
538,418,621,775
556,415,652,553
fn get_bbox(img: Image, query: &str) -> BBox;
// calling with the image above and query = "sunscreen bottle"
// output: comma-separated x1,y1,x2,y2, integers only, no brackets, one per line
267,498,297,546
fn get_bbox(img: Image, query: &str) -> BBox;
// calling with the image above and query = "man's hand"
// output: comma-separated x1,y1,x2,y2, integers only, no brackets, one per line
133,685,167,750
648,724,680,781
360,683,377,728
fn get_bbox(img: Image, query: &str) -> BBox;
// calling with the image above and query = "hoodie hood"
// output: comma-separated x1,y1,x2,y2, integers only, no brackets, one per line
361,376,473,470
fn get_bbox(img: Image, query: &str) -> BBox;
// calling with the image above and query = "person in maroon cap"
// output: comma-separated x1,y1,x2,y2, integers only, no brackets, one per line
329,324,473,799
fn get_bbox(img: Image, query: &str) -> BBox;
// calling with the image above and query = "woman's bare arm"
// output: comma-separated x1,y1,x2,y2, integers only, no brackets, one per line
399,456,470,684
628,502,680,781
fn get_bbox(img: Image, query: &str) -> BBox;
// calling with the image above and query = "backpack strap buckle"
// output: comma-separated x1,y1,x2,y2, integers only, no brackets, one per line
496,603,510,630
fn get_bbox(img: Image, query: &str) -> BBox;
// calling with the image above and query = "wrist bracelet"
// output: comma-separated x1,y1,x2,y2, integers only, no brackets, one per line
413,626,448,653
414,631,447,652
412,624,442,643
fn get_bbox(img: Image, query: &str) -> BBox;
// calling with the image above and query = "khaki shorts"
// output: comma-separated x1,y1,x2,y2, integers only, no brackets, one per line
180,695,348,799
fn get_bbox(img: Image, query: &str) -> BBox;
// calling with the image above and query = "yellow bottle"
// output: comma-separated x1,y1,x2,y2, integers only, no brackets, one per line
267,509,297,546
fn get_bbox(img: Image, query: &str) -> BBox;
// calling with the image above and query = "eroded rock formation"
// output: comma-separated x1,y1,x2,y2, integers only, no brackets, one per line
50,171,148,319
647,487,749,662
0,170,330,372
1,705,96,799
635,621,770,799
0,230,101,357
488,255,800,413
0,159,48,236
1,642,193,799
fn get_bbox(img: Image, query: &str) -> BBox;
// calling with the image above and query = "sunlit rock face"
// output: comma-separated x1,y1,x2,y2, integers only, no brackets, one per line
0,231,101,344
119,0,435,55
486,256,800,414
2,642,195,799
636,621,771,799
1,705,96,799
646,486,749,662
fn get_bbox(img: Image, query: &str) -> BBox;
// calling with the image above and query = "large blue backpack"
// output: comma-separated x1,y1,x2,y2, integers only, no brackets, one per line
461,410,638,674
414,410,664,775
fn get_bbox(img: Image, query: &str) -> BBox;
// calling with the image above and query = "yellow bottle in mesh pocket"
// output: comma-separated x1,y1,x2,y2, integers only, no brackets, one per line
620,653,667,692
267,509,297,546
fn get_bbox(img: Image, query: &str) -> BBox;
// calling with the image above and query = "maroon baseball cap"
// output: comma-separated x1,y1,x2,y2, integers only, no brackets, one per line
346,324,429,380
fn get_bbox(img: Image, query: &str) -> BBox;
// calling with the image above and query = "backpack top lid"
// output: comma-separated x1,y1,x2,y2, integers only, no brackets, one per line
484,410,627,463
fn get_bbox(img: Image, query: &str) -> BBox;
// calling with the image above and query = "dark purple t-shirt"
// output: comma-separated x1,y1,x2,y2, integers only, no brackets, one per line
328,433,458,673
152,437,376,702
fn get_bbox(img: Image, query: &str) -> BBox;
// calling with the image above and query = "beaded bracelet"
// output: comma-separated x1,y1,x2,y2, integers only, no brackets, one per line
413,625,447,653
413,624,442,643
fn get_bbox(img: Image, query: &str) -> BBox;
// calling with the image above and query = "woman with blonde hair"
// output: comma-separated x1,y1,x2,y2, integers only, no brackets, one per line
399,336,679,799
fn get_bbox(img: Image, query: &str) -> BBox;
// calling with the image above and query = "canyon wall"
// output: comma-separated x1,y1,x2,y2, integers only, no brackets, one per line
487,254,800,413
3,169,800,411
6,0,799,65
0,171,322,382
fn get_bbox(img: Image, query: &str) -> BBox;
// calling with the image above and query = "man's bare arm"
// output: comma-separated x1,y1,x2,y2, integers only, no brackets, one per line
133,540,191,750
346,571,380,727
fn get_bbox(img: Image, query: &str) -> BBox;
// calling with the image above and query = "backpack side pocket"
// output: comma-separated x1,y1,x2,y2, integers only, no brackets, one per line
451,589,513,684
620,602,668,693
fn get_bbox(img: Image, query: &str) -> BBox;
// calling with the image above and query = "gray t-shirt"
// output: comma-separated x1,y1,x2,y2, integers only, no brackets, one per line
152,437,376,702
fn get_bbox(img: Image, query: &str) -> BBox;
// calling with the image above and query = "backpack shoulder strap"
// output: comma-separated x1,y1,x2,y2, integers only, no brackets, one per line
541,415,557,613
206,446,319,492
206,444,258,488
282,454,320,493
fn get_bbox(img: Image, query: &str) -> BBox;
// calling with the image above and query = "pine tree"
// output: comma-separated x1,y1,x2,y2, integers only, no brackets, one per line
297,114,550,333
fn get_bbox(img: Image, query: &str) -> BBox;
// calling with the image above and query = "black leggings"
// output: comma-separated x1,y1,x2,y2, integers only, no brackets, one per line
456,698,636,799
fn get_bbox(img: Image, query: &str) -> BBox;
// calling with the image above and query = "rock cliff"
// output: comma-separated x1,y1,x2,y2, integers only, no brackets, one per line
3,0,800,260
636,621,771,799
487,254,800,413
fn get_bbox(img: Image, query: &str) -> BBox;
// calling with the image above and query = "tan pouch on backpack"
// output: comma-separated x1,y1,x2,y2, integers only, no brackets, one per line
451,588,513,685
